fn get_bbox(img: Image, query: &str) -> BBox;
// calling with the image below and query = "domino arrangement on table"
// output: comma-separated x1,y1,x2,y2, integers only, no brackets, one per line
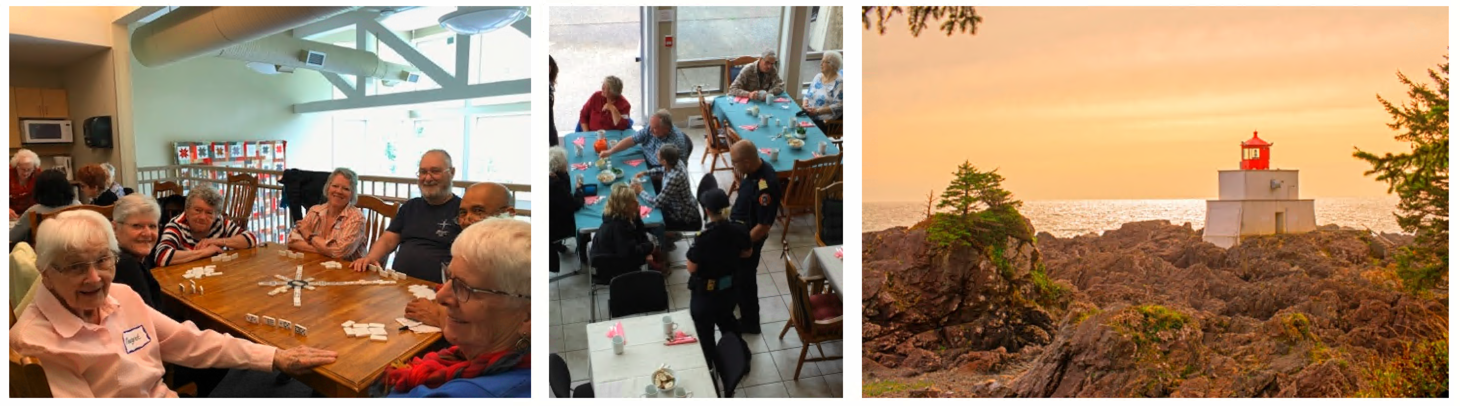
210,253,239,262
341,320,390,342
257,264,399,307
245,313,309,336
368,264,408,280
407,285,437,301
277,249,306,259
183,265,223,280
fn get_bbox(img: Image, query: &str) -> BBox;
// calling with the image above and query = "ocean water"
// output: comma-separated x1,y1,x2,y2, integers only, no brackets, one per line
864,197,1405,237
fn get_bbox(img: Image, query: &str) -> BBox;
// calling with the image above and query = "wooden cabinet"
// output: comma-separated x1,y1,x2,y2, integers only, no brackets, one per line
12,87,69,119
9,89,19,146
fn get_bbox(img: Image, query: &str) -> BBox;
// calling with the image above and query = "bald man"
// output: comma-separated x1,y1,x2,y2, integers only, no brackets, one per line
728,140,780,334
457,182,515,228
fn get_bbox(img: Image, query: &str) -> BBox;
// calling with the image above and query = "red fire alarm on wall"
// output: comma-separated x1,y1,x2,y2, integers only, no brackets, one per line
664,35,673,48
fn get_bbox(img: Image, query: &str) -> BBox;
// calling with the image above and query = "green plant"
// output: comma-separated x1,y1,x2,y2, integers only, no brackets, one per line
1357,336,1448,397
1029,263,1069,308
862,379,932,397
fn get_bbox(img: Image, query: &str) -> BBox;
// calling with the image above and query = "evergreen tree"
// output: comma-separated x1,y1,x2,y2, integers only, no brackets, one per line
863,6,981,37
1354,56,1448,291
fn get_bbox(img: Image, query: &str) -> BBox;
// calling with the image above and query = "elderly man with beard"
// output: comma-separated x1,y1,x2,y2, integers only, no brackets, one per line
351,150,462,283
403,181,516,327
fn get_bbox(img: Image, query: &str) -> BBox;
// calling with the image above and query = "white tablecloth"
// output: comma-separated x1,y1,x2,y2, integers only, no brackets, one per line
585,310,717,397
803,246,844,297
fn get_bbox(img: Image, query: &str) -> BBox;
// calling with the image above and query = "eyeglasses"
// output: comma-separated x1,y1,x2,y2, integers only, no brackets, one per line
49,255,119,277
418,167,449,177
441,263,530,302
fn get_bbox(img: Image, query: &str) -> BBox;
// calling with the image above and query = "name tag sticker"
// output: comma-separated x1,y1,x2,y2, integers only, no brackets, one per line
122,325,151,354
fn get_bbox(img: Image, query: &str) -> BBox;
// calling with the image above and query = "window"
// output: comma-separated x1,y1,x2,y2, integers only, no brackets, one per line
474,27,531,84
801,7,843,91
549,6,645,131
675,7,783,96
467,114,532,184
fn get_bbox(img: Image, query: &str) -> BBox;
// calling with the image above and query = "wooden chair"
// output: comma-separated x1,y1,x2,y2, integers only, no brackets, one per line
724,56,759,93
152,181,183,200
221,174,258,229
10,348,51,397
355,195,397,254
696,87,737,174
778,154,842,242
824,118,843,140
814,181,843,247
778,254,842,380
29,205,116,245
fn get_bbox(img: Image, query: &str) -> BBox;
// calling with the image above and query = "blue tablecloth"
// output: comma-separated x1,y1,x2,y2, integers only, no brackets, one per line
711,92,841,173
564,130,665,232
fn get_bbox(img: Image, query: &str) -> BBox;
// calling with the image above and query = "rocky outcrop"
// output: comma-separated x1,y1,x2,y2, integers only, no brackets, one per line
862,215,1060,374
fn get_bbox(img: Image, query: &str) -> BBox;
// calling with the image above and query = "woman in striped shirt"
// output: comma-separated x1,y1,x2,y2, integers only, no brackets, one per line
152,185,257,267
287,168,367,261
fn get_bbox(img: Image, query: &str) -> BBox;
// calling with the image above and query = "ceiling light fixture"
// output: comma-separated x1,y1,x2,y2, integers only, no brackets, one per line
438,6,527,35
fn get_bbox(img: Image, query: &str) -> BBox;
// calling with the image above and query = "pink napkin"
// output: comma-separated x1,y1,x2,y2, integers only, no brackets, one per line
605,321,624,338
624,159,644,167
573,137,586,147
812,152,822,158
664,331,698,346
733,96,749,104
774,97,790,103
639,206,652,218
759,148,772,155
798,121,816,128
834,247,844,260
571,162,591,171
585,196,602,205
739,124,758,131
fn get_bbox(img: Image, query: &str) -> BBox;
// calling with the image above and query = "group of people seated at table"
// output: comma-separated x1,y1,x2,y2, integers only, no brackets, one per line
728,50,844,134
9,149,532,397
10,149,132,248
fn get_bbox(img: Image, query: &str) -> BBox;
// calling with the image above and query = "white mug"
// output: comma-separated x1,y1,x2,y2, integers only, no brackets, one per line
612,335,625,355
818,141,828,155
662,316,678,339
674,387,687,397
645,385,658,398
770,148,780,161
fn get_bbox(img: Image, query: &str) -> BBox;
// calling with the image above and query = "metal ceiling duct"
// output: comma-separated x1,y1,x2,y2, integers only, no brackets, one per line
131,6,355,67
213,34,417,80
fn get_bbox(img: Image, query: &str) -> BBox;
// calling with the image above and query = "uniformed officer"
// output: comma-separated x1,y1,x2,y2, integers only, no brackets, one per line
685,188,750,365
728,140,781,334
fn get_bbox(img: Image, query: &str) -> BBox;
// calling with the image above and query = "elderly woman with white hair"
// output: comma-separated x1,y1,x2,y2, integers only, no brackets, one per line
9,210,337,397
10,148,43,220
802,50,844,133
110,194,165,310
382,218,531,398
548,147,586,256
152,185,257,266
578,75,633,131
287,168,367,260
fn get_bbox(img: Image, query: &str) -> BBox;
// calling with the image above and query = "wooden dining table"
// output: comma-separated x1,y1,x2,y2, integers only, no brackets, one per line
152,242,444,397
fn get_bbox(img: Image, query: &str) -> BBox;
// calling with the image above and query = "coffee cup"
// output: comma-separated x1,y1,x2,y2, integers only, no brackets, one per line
645,384,658,398
662,315,679,340
674,387,687,397
612,335,625,355
770,148,780,161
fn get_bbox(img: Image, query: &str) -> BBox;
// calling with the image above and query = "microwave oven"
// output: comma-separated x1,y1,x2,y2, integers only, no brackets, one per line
20,119,73,144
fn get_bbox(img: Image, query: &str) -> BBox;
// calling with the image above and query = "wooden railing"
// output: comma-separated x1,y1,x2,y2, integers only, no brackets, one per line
135,165,532,244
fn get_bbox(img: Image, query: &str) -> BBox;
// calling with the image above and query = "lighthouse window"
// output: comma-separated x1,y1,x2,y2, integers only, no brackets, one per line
1243,148,1261,160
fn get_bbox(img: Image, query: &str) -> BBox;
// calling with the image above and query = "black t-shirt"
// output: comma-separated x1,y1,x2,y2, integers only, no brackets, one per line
686,221,751,280
114,251,164,313
387,195,462,283
732,160,781,229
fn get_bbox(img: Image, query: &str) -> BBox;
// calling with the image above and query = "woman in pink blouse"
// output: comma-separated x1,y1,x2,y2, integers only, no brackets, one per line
288,168,368,261
9,210,337,397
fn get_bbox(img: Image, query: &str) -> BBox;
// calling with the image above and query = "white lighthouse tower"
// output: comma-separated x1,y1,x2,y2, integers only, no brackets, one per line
1203,132,1317,248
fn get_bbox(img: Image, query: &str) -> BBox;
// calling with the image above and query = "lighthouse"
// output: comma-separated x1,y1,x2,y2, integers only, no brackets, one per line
1202,132,1317,248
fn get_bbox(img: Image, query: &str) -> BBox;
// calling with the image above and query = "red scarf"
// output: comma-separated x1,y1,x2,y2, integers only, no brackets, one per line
384,346,530,392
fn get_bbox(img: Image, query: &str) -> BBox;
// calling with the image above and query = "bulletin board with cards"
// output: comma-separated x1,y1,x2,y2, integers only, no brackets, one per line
173,140,288,240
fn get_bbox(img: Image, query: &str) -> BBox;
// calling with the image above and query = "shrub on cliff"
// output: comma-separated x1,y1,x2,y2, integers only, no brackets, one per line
928,161,1024,250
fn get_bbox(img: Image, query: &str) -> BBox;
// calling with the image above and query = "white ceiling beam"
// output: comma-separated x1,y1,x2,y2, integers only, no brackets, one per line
360,19,459,87
455,34,471,81
512,17,531,38
291,10,379,39
321,72,360,98
292,79,529,114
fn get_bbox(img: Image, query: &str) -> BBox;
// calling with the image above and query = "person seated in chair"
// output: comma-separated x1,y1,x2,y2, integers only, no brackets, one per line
10,210,336,397
287,168,367,261
631,144,700,245
728,50,785,101
10,169,79,248
403,182,516,329
548,147,586,258
152,185,257,267
588,184,654,284
801,51,843,135
76,164,120,206
578,75,632,131
599,109,693,193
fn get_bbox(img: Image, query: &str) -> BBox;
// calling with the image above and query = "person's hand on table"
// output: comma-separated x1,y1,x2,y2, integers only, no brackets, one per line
631,181,644,194
273,346,337,374
404,298,443,327
598,150,612,159
350,257,379,273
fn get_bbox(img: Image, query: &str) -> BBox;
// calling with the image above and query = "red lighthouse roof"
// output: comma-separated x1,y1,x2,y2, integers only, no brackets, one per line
1241,131,1271,147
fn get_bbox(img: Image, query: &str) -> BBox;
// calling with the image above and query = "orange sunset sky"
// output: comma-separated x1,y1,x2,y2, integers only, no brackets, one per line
865,7,1448,201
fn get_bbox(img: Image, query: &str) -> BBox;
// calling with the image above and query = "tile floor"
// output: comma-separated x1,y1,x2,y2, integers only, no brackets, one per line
549,126,843,398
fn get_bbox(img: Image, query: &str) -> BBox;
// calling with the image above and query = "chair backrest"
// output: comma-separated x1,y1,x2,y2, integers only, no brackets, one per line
354,195,398,254
724,56,759,92
222,173,259,229
549,353,571,398
815,181,844,247
30,205,116,245
10,349,51,398
152,181,182,200
697,173,720,201
783,154,842,211
715,331,750,398
783,256,814,333
824,119,844,139
607,270,668,318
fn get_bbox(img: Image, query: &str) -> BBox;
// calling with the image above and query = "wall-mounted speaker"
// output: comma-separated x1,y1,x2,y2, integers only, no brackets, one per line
83,116,113,148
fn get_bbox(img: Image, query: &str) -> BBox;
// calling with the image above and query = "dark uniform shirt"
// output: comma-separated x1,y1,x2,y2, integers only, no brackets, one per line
731,159,781,230
686,221,751,281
